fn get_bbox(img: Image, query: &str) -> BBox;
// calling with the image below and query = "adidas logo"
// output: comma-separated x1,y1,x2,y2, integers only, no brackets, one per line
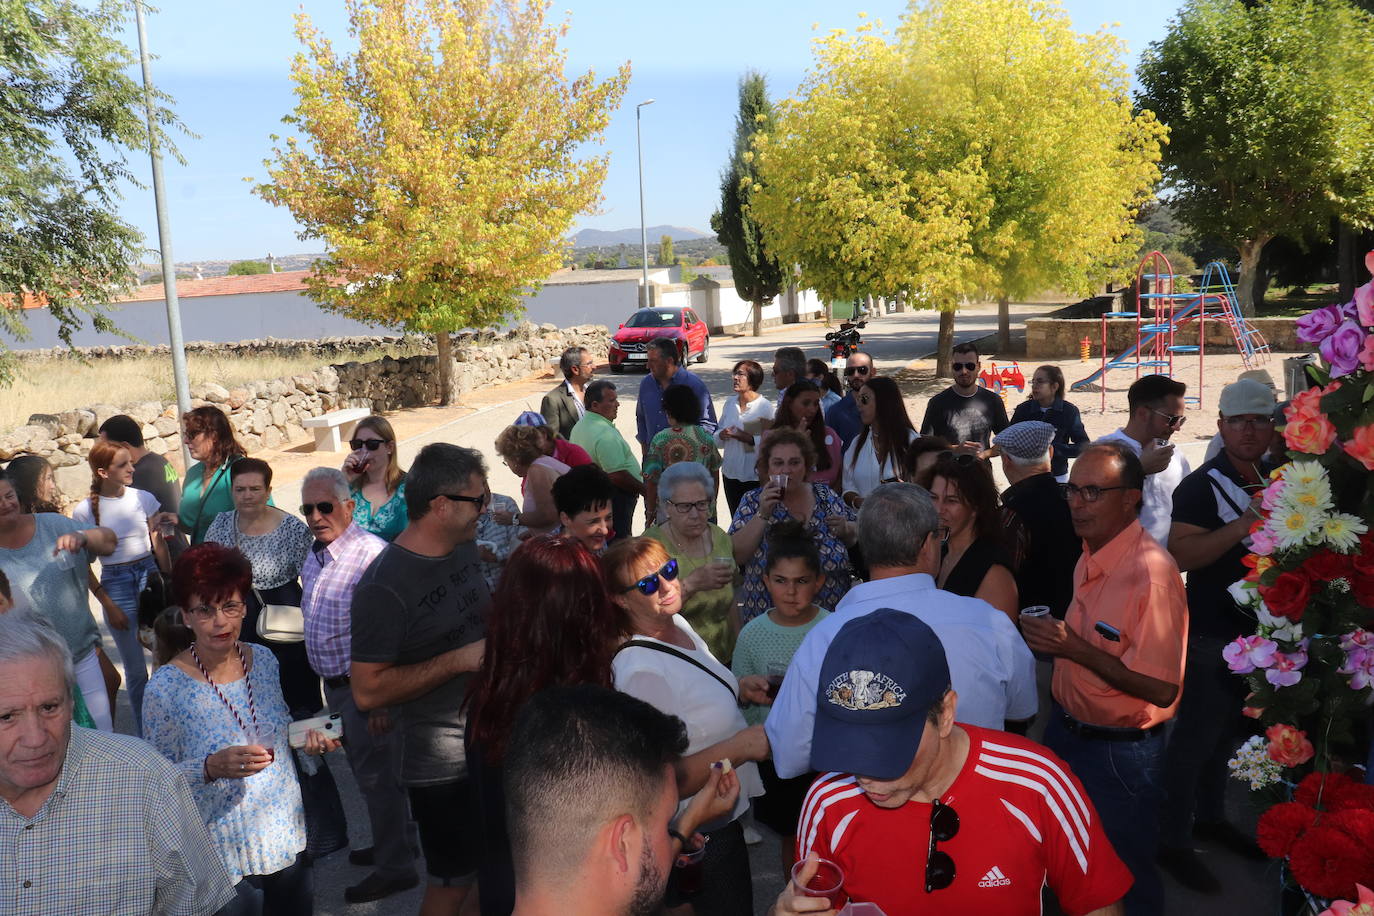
977,866,1012,888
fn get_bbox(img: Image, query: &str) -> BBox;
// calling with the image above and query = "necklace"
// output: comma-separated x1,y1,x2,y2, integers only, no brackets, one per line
189,641,260,740
667,519,711,558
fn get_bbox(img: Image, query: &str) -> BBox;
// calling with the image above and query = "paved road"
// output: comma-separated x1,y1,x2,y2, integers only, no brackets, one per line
102,300,1270,914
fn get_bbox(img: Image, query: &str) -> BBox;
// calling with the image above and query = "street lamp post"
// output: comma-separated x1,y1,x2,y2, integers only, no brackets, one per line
636,99,655,308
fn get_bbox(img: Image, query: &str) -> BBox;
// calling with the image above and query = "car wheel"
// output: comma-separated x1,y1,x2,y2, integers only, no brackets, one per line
678,343,688,366
697,337,709,364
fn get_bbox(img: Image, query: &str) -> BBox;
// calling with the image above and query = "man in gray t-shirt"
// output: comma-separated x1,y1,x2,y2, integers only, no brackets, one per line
350,444,490,915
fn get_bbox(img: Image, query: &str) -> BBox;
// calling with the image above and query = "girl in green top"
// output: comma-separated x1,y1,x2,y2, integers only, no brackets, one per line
178,406,246,544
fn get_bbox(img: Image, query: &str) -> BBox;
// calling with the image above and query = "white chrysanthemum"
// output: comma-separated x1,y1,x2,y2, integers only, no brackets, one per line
1228,735,1283,791
1279,465,1333,513
1282,460,1327,489
1321,513,1368,552
1272,505,1324,549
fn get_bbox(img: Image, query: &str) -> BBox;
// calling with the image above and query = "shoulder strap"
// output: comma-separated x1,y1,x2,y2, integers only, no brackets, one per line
616,638,738,702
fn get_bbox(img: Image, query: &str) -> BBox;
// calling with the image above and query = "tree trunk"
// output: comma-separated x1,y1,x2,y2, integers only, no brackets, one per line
752,298,762,337
895,289,907,313
436,329,453,406
996,294,1010,351
1338,220,1355,303
1235,237,1270,318
937,309,955,378
823,299,832,326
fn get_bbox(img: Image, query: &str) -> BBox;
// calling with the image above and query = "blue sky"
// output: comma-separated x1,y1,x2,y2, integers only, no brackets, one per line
114,0,1182,263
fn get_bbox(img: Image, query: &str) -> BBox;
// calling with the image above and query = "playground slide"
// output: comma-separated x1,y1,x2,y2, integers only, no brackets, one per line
1070,294,1205,391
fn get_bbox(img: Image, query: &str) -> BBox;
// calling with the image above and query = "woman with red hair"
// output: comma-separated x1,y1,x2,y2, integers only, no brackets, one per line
465,535,627,916
142,543,339,914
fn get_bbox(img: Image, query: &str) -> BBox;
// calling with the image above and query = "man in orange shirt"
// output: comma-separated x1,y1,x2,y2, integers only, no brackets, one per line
1021,442,1188,916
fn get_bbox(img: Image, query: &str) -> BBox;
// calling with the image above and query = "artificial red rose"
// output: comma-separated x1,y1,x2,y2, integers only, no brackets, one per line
1258,801,1320,859
1354,534,1374,578
1306,549,1353,582
1289,817,1374,901
1261,570,1313,621
1354,574,1374,610
1296,771,1374,813
1267,724,1316,767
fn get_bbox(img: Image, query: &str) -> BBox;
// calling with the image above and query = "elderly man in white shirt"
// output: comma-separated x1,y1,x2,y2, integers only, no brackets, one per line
766,482,1038,778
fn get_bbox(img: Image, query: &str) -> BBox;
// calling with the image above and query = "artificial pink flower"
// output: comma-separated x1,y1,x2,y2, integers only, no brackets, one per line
1319,882,1374,916
1250,525,1280,557
1339,648,1374,691
1346,425,1374,472
1224,635,1279,673
1266,641,1310,688
1360,334,1374,373
1261,478,1288,513
1358,280,1374,328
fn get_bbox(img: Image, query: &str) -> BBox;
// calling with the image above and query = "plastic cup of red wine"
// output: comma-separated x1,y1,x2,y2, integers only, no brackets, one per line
792,857,847,910
674,834,707,896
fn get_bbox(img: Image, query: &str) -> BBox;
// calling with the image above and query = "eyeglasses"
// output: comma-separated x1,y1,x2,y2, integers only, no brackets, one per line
1147,406,1187,429
843,366,871,377
1031,377,1052,386
1223,415,1275,430
952,362,977,372
349,438,388,451
300,502,336,516
186,600,247,621
1060,483,1128,502
440,492,491,509
666,498,710,515
620,558,679,595
925,800,960,892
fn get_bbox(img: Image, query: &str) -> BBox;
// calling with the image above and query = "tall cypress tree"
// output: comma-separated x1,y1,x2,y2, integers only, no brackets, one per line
711,71,784,337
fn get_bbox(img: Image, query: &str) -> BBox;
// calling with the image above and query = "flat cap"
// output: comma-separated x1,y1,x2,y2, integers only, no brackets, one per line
994,420,1057,460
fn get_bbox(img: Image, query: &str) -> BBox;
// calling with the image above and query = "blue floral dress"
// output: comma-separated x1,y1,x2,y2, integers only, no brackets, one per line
727,482,856,624
351,480,408,542
141,645,307,883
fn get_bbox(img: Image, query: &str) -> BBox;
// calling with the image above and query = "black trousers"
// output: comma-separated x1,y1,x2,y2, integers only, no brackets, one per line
610,488,639,543
723,477,757,521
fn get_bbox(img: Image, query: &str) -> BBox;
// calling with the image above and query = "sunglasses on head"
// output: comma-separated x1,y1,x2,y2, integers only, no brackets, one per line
925,800,960,892
952,362,978,372
843,366,871,376
621,558,679,595
300,501,336,517
350,437,388,451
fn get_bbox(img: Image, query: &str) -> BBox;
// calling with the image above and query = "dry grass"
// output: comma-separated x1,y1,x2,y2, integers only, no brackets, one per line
1,343,427,434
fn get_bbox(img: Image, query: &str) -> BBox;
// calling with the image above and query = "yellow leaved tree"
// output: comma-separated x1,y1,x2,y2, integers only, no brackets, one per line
255,0,629,402
751,2,1165,371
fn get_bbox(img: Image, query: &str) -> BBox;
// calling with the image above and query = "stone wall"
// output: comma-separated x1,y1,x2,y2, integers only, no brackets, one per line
1026,317,1304,359
1,322,608,495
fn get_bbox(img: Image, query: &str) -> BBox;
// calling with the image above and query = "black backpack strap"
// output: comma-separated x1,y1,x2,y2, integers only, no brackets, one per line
616,638,738,702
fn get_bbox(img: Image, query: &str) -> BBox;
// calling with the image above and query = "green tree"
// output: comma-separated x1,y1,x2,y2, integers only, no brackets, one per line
657,234,674,266
0,0,183,382
227,260,271,275
899,0,1166,348
256,0,629,403
710,71,785,337
1138,0,1374,315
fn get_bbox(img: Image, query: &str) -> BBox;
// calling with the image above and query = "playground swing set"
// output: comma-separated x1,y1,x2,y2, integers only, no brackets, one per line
1069,250,1271,411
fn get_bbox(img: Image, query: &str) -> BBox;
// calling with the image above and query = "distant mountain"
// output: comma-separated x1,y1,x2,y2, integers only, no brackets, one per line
572,225,708,247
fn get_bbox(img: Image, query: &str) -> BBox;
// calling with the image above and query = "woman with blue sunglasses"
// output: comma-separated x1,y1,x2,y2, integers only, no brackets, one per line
605,537,772,915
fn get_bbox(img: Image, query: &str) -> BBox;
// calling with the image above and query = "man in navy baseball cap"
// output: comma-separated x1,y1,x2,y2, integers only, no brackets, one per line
774,609,1132,915
810,610,953,781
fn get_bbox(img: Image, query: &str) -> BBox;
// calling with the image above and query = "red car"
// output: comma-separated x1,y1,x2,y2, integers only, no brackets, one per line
607,306,711,372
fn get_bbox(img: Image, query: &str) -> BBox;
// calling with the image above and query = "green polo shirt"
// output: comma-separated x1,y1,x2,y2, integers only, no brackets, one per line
570,411,642,481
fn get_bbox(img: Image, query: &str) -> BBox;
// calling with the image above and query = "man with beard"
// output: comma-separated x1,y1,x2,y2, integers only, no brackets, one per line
825,351,873,453
920,342,1008,453
505,685,739,916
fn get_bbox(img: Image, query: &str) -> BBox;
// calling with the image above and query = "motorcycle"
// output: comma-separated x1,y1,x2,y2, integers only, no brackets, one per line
825,319,866,360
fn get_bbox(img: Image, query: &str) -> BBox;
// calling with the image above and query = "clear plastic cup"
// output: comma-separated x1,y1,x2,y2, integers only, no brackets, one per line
770,474,789,497
674,833,708,896
792,857,847,910
1020,605,1051,620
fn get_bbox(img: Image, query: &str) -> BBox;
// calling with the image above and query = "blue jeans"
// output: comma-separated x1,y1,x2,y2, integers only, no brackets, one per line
1044,706,1166,916
100,555,157,735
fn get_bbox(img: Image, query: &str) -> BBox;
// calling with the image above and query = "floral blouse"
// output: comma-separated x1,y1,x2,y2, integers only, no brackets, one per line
351,480,408,542
643,425,722,522
727,482,856,625
205,511,313,590
141,646,307,883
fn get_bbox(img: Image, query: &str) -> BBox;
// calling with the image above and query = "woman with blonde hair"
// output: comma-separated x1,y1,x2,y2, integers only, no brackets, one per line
492,424,568,535
603,536,770,915
70,439,170,733
342,414,408,541
179,406,247,545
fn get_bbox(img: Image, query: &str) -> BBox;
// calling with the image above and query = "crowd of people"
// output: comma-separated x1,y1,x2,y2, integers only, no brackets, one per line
0,333,1292,916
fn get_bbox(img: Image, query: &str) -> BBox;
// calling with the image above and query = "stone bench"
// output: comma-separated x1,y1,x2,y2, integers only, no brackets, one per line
301,407,371,452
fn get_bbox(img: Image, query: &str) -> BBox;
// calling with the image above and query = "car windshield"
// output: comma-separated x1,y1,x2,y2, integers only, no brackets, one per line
624,310,682,329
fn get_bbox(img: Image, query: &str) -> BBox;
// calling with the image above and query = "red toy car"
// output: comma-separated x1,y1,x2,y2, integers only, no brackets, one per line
608,307,710,372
